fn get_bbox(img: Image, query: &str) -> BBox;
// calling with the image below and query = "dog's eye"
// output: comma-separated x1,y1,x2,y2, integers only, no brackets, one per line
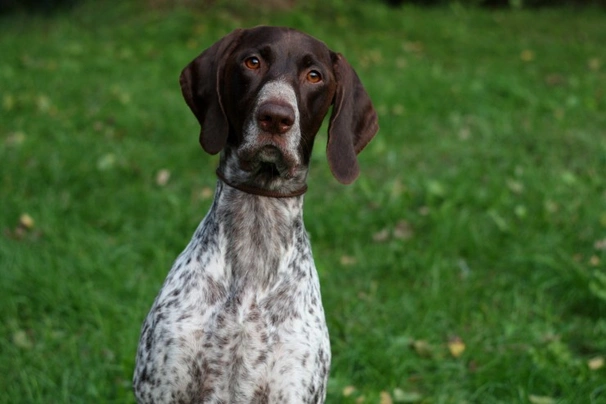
244,56,261,70
306,70,322,83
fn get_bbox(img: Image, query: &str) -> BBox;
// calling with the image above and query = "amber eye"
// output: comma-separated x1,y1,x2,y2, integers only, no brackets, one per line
306,70,322,83
244,56,261,70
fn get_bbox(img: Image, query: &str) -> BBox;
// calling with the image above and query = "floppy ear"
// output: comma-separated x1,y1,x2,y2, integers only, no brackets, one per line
179,29,243,154
327,53,379,184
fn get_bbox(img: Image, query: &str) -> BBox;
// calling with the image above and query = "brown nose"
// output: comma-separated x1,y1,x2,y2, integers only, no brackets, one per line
256,102,295,135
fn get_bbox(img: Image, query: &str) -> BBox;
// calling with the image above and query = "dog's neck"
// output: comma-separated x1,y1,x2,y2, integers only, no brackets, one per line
216,169,307,198
211,180,307,290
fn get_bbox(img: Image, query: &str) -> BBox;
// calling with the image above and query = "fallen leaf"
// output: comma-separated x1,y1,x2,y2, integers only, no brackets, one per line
589,255,601,266
380,391,393,404
343,386,356,397
391,104,405,116
392,388,423,403
200,187,214,200
36,94,51,112
156,169,171,186
356,397,366,404
520,49,535,62
5,131,26,146
506,178,524,194
448,336,466,358
19,213,35,230
373,228,390,243
13,330,33,349
97,153,116,171
458,126,471,140
594,238,606,250
588,58,601,71
340,255,357,266
529,395,556,404
393,220,413,240
411,340,433,358
588,356,604,370
418,206,430,216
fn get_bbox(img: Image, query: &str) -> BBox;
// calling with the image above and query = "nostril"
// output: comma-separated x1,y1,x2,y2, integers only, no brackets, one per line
256,102,295,135
280,116,294,127
259,114,273,124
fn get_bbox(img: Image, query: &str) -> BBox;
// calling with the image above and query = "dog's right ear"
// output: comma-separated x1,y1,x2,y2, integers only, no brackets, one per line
180,29,243,154
327,53,379,184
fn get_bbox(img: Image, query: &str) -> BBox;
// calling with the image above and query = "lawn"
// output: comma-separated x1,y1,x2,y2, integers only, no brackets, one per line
1,0,605,402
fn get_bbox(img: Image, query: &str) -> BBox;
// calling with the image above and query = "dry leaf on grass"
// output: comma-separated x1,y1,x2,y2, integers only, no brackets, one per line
528,395,555,404
12,330,33,349
373,221,414,243
156,169,170,186
373,228,390,243
199,187,214,200
343,386,356,397
392,388,423,403
379,391,393,404
340,255,357,266
588,57,601,71
520,49,535,62
411,340,433,358
448,336,466,358
19,213,35,229
5,213,43,240
588,356,604,370
5,131,26,146
589,255,601,266
393,220,413,240
97,153,116,171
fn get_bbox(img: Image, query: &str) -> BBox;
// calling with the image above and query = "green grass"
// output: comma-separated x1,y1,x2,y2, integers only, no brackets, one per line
1,1,606,402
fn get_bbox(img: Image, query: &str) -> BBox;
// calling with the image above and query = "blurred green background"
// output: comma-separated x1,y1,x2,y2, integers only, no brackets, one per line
1,0,605,403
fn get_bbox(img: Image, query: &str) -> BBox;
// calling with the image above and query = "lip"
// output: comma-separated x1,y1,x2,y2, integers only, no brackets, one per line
238,144,298,179
256,145,282,163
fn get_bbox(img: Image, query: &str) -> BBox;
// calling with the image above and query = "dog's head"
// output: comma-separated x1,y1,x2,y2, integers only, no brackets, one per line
180,26,378,187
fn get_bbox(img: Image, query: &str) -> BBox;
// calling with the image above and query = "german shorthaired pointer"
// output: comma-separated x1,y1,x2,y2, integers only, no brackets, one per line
133,26,378,404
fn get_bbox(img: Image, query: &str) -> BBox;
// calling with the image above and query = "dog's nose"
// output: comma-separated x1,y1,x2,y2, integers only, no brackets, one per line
257,102,295,135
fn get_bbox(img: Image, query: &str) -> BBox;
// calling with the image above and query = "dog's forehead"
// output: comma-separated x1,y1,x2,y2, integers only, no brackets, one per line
237,26,332,61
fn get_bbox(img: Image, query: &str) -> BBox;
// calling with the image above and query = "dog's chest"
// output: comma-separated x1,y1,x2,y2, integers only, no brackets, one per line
135,187,330,402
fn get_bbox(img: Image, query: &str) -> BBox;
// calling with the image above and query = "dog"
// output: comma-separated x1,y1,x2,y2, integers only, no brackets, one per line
133,26,378,404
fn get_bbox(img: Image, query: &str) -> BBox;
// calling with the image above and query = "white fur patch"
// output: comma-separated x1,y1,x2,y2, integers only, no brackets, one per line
241,80,302,167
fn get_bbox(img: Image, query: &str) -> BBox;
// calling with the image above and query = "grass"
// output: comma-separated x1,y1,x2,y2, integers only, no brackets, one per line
1,0,605,402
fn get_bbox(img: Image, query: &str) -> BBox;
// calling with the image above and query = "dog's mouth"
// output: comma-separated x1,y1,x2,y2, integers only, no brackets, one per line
256,145,282,164
257,161,281,178
255,146,281,176
238,145,298,179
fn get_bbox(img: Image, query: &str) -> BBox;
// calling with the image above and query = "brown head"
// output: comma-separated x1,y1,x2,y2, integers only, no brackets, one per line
180,26,378,192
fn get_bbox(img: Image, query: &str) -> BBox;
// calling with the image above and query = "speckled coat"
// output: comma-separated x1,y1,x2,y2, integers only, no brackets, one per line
134,180,329,403
133,26,378,404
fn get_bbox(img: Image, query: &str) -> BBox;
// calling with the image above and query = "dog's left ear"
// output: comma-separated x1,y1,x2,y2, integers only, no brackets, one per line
327,53,379,184
180,29,243,155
